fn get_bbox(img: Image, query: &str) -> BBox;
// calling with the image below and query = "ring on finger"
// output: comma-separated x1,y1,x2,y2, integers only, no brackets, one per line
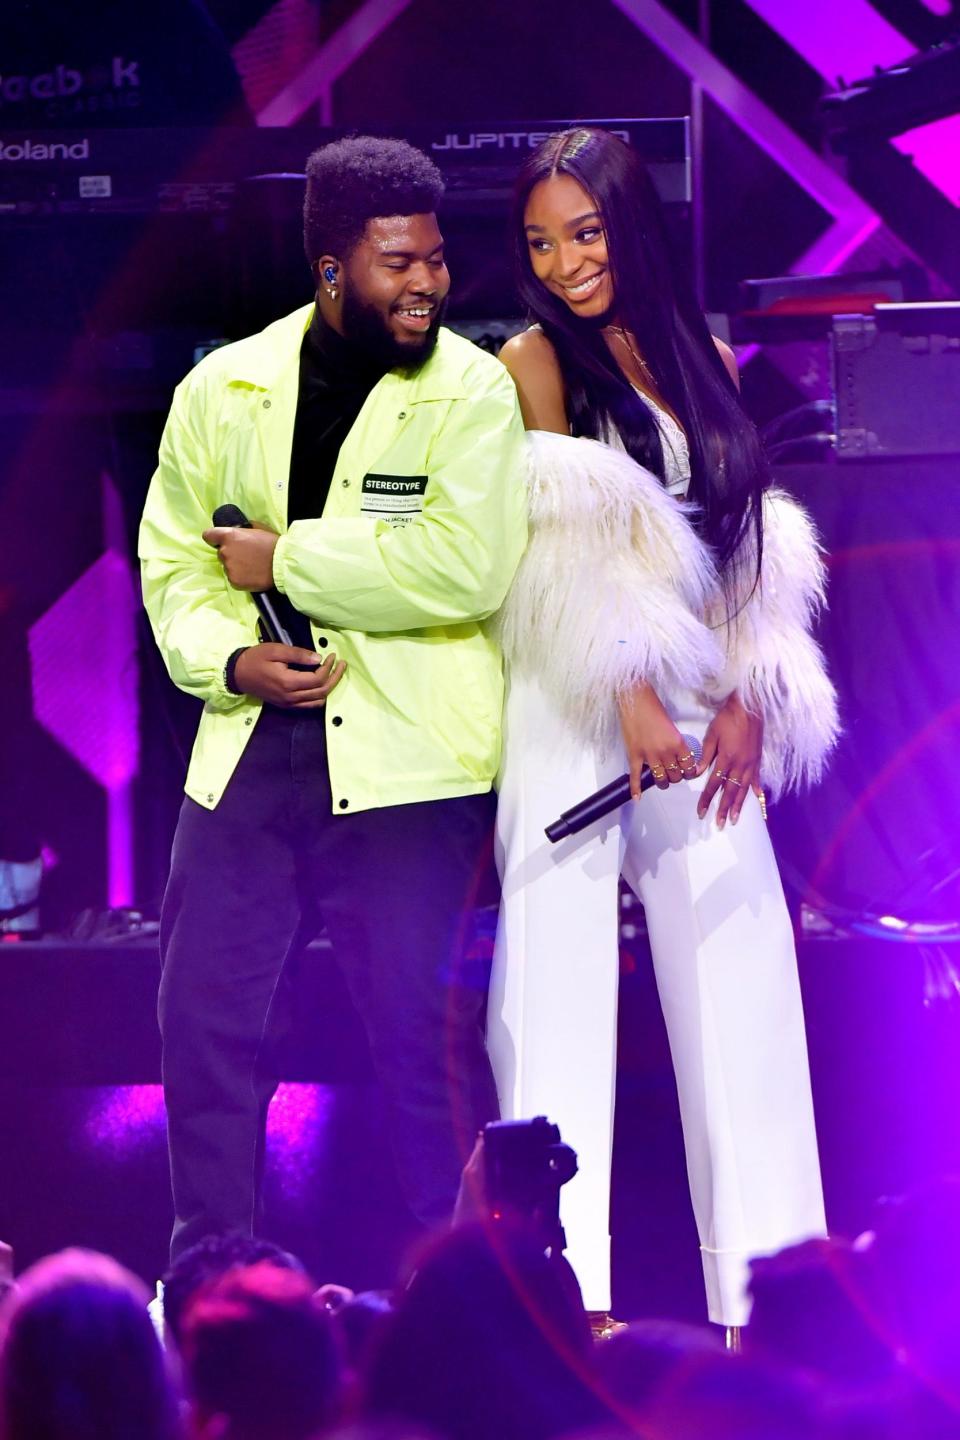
650,765,667,778
666,760,681,770
725,776,744,787
679,751,695,763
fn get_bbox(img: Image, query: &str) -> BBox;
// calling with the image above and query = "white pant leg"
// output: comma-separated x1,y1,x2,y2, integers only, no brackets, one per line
489,673,624,1311
621,702,827,1326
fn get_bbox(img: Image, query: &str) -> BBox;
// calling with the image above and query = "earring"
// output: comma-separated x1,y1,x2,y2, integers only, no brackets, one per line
325,286,339,302
323,266,337,283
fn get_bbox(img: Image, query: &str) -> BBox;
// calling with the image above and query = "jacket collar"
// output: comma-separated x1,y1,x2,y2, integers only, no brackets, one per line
224,303,467,402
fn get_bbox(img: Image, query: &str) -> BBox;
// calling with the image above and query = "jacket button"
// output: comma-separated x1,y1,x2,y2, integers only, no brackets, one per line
397,410,407,419
338,798,349,809
207,794,214,803
317,636,328,648
262,399,271,409
332,715,343,727
341,477,350,488
245,716,253,726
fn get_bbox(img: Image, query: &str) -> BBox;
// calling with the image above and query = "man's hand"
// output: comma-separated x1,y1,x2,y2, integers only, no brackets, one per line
234,645,346,709
697,691,764,828
203,524,279,591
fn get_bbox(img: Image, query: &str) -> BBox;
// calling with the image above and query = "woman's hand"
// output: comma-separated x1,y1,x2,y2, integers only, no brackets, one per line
697,692,763,828
618,682,698,799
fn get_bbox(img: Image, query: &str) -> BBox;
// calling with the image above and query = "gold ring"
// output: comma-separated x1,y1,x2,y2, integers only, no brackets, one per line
650,765,667,778
725,776,743,787
757,789,768,822
666,760,681,770
679,751,695,763
716,771,728,781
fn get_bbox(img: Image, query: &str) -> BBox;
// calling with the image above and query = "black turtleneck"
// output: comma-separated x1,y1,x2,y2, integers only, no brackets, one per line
277,307,390,649
288,306,390,525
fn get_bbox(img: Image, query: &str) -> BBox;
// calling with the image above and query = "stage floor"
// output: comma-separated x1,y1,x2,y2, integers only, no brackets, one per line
2,932,958,1318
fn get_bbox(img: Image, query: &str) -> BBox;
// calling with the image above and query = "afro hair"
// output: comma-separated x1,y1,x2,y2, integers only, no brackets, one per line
303,134,445,265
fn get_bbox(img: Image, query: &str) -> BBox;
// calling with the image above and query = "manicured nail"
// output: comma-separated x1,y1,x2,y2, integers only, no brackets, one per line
717,816,725,830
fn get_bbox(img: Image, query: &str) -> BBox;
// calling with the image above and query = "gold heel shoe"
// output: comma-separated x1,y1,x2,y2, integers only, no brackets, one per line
725,1325,743,1352
588,1310,628,1340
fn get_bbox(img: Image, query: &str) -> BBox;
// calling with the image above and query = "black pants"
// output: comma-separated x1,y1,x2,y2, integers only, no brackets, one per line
159,707,499,1261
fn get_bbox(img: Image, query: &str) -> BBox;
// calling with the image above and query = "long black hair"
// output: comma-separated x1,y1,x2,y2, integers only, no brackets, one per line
513,127,766,592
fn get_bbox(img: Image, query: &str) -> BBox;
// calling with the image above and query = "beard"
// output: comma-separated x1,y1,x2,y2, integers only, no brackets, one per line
340,285,447,372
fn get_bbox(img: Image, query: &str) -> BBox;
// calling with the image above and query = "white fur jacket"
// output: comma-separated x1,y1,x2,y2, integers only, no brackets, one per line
496,430,839,798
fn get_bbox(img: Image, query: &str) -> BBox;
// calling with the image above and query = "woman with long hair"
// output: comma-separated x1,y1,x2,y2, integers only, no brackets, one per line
488,127,838,1333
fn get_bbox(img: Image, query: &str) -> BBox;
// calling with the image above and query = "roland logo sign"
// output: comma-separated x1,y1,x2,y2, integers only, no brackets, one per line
0,137,90,161
431,129,630,151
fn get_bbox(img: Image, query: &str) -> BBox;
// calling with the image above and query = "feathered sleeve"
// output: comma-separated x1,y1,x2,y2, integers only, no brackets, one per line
495,430,722,748
706,488,840,797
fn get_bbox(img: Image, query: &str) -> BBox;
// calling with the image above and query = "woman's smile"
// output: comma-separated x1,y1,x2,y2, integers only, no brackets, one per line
557,269,607,301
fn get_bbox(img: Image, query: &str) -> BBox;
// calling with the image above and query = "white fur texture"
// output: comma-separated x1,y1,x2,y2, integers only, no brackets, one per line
704,489,840,798
497,431,722,748
498,432,839,793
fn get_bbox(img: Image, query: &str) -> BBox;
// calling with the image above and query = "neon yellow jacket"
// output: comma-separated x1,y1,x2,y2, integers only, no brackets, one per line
139,304,527,812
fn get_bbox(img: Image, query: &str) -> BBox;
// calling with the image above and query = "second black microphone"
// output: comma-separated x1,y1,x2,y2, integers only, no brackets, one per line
545,733,703,842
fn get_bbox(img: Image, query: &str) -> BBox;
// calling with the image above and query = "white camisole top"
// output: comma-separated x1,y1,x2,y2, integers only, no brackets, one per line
601,388,690,499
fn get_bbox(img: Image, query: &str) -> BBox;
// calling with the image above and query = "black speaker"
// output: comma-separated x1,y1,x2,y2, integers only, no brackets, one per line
833,305,960,461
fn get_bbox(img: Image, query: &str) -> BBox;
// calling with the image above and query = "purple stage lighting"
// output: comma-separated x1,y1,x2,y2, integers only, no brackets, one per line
28,472,140,908
744,0,960,203
84,1084,335,1198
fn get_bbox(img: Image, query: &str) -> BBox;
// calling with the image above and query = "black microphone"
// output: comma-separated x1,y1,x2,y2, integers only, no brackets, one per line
545,733,703,842
211,503,295,648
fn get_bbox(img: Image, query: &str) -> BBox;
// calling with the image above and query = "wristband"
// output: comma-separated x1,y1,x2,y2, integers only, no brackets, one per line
224,647,249,695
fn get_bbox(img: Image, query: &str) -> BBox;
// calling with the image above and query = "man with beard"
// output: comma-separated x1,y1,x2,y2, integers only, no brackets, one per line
139,136,527,1262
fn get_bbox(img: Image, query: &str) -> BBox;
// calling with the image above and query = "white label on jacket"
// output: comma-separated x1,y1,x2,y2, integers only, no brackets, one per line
360,473,428,524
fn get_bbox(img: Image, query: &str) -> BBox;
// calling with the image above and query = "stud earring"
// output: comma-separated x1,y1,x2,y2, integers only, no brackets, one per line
325,286,339,302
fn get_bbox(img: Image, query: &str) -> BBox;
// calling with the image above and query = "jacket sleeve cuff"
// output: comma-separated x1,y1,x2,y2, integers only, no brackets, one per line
708,488,840,797
272,533,292,595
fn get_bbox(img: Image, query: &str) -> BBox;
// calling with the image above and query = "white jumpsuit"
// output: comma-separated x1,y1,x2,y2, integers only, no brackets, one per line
488,409,827,1325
